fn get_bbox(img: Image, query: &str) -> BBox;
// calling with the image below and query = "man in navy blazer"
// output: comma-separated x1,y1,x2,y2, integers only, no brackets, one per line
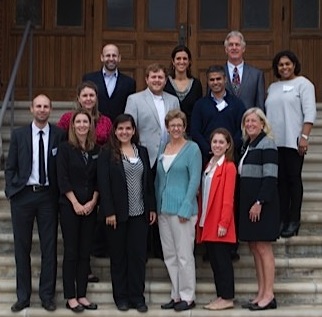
5,95,65,312
224,31,265,111
83,44,136,122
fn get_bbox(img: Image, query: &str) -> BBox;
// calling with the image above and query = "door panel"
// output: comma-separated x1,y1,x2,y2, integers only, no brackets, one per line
91,0,284,92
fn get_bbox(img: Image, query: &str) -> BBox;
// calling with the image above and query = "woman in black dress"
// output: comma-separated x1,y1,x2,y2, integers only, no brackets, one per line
238,108,279,311
164,45,203,136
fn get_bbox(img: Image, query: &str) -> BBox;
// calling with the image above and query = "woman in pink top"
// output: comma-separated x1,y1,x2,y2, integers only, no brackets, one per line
58,81,112,146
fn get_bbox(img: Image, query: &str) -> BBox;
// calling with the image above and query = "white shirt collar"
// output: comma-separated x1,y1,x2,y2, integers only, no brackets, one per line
32,121,50,135
102,68,118,78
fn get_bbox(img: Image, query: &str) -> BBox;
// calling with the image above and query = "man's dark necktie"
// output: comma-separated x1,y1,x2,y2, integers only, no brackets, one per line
39,130,46,185
232,66,241,94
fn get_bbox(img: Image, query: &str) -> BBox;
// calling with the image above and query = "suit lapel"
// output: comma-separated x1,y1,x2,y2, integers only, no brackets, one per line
206,162,224,210
26,124,32,159
143,89,160,126
47,124,55,158
240,63,250,93
98,72,109,98
224,63,234,92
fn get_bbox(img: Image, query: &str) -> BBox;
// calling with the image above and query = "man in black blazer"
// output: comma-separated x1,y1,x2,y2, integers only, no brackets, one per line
5,94,65,312
224,30,265,111
82,43,136,122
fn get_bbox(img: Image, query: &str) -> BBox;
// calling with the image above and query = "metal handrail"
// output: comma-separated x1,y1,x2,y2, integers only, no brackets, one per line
0,20,33,167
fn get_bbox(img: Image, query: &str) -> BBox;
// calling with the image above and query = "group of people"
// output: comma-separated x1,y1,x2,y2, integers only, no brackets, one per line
5,30,316,314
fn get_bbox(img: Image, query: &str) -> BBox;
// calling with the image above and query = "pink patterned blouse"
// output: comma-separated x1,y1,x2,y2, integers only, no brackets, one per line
57,111,112,146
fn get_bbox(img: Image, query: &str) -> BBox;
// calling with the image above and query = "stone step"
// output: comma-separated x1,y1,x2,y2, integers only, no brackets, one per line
0,278,322,307
0,303,321,317
302,152,322,172
2,253,322,282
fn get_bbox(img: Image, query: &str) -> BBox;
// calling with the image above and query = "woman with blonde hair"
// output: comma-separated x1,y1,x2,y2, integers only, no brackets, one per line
238,107,279,311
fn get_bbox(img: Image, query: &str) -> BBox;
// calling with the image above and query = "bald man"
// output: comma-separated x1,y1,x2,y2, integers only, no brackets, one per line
83,44,136,121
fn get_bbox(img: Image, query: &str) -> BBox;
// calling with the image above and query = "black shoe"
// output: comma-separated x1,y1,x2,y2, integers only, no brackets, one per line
66,301,85,313
136,302,148,313
42,300,56,311
174,300,196,311
81,302,97,310
241,300,256,309
161,299,176,309
117,302,129,311
231,252,240,262
249,298,277,311
11,301,30,312
88,274,100,283
280,222,300,238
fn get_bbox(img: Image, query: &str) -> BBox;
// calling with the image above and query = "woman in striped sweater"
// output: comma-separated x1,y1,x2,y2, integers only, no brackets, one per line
238,108,279,311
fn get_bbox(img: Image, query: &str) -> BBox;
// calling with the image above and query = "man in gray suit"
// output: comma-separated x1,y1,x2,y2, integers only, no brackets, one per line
125,63,180,171
125,63,179,258
224,30,265,110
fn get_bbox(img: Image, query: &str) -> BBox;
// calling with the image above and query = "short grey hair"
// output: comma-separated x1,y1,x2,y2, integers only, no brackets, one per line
224,31,246,48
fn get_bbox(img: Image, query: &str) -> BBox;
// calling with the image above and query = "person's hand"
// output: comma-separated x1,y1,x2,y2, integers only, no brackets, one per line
217,225,227,237
178,216,188,223
72,201,85,215
298,137,308,156
106,215,117,229
149,211,157,225
249,203,262,222
83,201,95,215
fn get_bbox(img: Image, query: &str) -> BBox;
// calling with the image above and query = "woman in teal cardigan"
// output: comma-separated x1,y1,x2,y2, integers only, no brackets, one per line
155,109,202,312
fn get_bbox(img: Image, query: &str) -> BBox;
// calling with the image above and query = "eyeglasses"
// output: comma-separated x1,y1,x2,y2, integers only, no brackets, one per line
168,124,184,129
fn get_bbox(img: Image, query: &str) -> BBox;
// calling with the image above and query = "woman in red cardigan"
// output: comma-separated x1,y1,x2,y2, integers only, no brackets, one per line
196,128,237,311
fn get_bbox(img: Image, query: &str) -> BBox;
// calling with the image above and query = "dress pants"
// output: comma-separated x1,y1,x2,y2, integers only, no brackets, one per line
10,186,58,303
107,214,148,306
158,214,197,301
60,203,97,299
278,147,304,223
205,242,235,299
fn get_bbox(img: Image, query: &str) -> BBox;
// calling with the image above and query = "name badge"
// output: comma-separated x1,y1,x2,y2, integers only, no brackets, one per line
283,85,294,92
52,148,57,156
129,157,139,164
216,100,228,111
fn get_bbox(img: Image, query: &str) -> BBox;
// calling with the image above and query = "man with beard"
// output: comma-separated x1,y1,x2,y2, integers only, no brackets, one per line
83,44,136,121
191,65,246,165
82,44,136,269
5,94,65,312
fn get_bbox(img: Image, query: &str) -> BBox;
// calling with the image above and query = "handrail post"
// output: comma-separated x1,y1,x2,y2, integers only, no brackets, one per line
0,20,33,168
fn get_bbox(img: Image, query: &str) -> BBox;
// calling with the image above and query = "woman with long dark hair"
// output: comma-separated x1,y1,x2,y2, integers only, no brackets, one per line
97,114,156,313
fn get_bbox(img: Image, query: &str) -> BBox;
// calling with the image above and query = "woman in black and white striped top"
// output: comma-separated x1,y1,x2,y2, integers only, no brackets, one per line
97,114,156,313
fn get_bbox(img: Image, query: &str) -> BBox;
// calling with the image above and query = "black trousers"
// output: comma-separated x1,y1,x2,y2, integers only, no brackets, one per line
60,203,96,299
10,186,58,303
205,242,235,299
278,147,304,224
107,214,148,306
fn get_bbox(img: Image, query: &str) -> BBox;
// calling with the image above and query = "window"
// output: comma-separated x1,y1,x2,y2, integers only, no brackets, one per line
56,0,83,27
16,0,42,26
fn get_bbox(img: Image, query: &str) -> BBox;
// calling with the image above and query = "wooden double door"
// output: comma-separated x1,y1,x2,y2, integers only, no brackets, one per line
2,0,321,100
90,0,284,92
